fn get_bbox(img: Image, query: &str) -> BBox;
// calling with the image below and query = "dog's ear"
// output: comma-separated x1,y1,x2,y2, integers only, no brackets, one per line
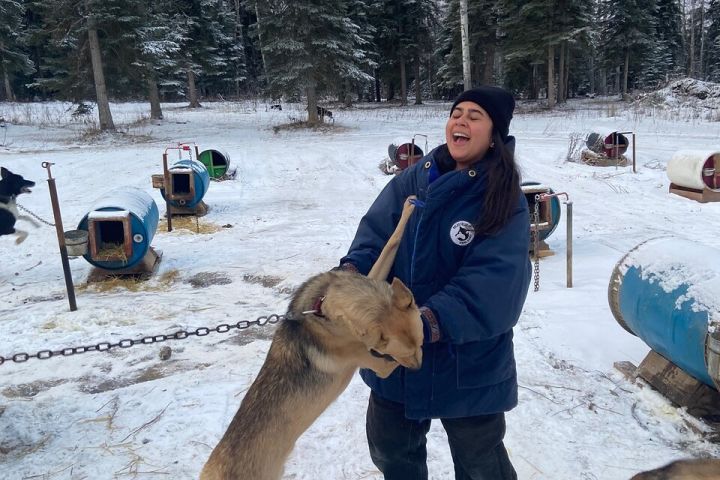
390,278,414,310
1,167,7,179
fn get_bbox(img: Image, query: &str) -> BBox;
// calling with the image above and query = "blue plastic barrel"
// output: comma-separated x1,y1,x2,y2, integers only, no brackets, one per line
521,181,561,242
160,159,210,208
608,237,720,390
77,187,159,270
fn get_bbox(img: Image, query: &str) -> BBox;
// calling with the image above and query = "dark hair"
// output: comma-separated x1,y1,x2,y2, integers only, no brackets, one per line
474,129,522,236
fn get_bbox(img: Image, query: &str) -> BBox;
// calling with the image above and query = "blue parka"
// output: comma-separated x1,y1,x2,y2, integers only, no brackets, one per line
341,141,531,420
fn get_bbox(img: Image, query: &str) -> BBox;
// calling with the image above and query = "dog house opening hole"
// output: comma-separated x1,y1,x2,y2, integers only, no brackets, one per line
172,172,191,195
96,220,126,260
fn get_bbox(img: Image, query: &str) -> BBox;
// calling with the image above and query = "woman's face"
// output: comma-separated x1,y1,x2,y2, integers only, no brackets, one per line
445,101,494,169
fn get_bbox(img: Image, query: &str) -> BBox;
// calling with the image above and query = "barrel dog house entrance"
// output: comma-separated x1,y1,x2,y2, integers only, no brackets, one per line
76,187,161,278
667,150,720,203
152,144,211,217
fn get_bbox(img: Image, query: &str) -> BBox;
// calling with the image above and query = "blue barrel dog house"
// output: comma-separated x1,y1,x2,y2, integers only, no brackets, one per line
608,237,720,390
160,159,210,209
521,181,561,242
77,187,159,270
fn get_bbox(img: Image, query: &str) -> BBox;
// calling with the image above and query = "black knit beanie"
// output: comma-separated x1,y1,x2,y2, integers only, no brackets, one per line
450,86,515,140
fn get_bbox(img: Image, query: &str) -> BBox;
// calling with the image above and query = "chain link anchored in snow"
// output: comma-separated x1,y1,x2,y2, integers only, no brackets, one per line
0,313,285,366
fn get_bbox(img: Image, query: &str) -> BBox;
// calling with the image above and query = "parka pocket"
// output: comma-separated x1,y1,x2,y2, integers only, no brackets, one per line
456,335,515,389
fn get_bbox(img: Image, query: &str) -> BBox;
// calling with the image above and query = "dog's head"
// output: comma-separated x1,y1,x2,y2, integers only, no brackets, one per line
323,275,423,375
0,167,35,197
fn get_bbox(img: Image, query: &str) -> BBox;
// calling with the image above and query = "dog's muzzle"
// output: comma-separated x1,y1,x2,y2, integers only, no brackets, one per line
370,349,395,362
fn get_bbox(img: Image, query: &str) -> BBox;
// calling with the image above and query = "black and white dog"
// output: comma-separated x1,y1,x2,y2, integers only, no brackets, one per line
0,167,38,244
317,106,333,122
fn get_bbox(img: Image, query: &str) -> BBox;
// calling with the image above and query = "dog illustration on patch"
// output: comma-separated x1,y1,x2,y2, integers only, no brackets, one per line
0,167,39,244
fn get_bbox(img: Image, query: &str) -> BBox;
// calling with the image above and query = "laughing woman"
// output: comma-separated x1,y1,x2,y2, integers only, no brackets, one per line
338,86,531,480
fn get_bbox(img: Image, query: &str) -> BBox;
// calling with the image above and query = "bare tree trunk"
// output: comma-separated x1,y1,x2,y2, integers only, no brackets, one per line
689,0,696,76
531,63,538,100
344,78,352,107
187,67,201,108
255,0,268,83
87,13,115,131
414,52,422,105
148,75,163,120
483,43,495,85
306,83,319,123
2,65,15,102
588,55,595,95
600,68,607,95
547,43,556,107
699,0,706,78
558,42,566,103
234,0,243,97
563,42,570,99
400,61,407,105
459,0,472,89
374,69,381,102
622,48,630,99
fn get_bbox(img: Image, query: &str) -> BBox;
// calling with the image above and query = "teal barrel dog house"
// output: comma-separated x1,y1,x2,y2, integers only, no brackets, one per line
521,181,561,243
77,187,160,271
608,237,720,390
160,159,210,209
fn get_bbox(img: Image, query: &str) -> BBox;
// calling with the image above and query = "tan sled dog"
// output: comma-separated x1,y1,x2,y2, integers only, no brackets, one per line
631,459,720,479
200,197,421,480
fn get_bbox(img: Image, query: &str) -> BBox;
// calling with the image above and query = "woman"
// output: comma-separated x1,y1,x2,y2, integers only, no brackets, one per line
338,86,531,479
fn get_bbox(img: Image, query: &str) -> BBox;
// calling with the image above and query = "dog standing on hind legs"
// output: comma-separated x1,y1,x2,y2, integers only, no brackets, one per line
200,197,420,480
0,167,38,244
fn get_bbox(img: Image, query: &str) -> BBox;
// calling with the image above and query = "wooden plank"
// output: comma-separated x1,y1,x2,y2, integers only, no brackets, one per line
637,350,720,418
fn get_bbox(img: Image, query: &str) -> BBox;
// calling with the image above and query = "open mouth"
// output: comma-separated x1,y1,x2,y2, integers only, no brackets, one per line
452,132,470,145
21,185,33,194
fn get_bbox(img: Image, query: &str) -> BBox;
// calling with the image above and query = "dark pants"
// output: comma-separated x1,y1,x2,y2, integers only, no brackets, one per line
366,392,518,480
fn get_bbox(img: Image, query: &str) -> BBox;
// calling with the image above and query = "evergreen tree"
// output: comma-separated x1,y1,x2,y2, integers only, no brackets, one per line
165,0,243,107
598,0,657,96
645,0,683,86
707,0,720,81
258,0,372,122
0,0,34,101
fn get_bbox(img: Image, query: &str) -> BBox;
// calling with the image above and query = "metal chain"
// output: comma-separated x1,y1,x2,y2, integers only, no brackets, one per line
0,313,285,366
17,204,55,227
532,194,541,292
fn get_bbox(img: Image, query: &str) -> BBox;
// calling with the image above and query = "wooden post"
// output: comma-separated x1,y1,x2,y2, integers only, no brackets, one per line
42,162,77,312
163,152,172,232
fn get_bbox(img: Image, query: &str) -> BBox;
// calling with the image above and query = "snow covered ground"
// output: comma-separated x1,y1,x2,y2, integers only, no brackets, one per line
1,97,720,479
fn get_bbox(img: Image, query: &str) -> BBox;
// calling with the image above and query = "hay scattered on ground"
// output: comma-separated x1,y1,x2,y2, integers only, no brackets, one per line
77,268,181,293
579,149,629,167
157,216,222,234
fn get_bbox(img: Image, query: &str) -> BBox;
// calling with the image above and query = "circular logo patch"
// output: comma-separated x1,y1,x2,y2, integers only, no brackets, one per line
450,221,475,246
